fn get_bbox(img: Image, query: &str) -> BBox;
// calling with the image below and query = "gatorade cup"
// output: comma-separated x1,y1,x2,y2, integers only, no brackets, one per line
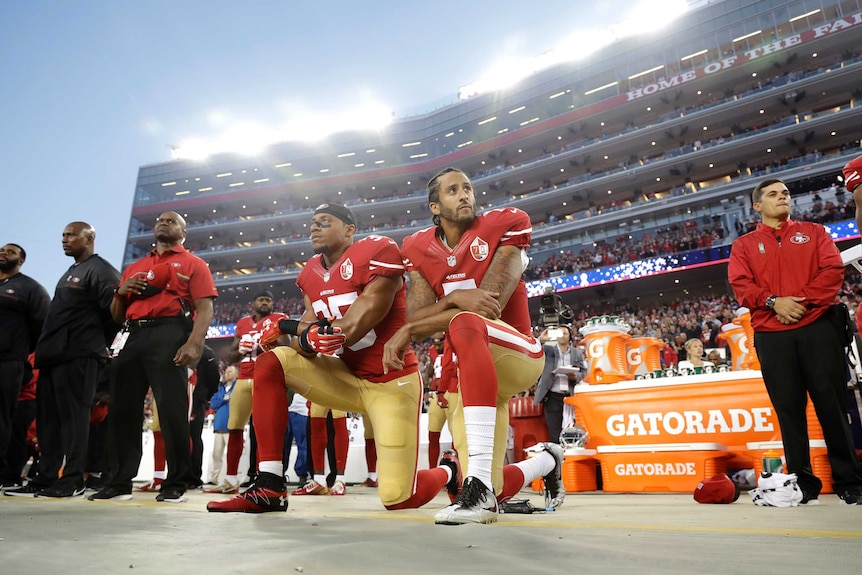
763,449,783,473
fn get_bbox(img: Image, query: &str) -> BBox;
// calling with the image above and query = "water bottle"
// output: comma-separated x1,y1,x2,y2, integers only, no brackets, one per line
762,448,783,474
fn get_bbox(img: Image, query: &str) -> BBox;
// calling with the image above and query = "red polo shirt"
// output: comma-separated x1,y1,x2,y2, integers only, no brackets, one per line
120,245,218,320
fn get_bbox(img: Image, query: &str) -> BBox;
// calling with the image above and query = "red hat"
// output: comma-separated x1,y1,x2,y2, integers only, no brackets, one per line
146,262,173,290
693,474,739,504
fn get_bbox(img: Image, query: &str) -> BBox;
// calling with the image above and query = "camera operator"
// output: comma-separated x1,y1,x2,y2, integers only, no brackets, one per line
534,325,585,444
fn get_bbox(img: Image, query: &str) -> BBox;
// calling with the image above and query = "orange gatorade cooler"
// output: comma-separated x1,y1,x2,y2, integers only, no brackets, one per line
595,443,731,492
627,337,664,377
732,308,761,370
581,316,632,384
718,323,748,372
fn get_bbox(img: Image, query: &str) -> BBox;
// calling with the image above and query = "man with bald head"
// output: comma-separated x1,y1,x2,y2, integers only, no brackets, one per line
5,222,120,498
89,211,217,504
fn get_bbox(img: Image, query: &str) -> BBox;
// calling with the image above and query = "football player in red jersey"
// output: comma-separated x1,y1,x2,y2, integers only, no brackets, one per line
383,167,566,525
207,203,457,513
204,291,284,496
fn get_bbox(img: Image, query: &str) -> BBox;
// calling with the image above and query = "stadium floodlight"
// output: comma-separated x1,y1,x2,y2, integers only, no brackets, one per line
458,0,688,101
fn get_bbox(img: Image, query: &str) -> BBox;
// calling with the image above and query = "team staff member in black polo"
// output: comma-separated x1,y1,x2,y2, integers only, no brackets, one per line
6,223,120,498
728,178,862,506
0,243,49,490
89,211,217,504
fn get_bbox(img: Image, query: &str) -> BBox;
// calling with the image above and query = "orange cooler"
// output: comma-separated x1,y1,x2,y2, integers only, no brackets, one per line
626,337,664,377
595,443,731,492
582,330,632,384
732,309,761,370
718,323,748,372
563,448,598,492
568,371,780,469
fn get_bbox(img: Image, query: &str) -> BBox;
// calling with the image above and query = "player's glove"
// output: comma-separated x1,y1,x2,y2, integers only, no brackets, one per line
238,334,256,355
843,155,862,193
299,318,346,355
436,392,449,409
259,318,295,352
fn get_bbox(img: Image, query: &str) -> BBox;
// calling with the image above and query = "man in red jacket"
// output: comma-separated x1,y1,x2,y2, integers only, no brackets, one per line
728,178,862,506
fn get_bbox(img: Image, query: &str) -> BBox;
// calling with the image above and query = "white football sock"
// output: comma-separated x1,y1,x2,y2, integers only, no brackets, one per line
463,405,497,491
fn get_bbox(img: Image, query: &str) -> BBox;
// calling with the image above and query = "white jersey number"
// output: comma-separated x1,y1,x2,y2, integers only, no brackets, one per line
310,292,376,351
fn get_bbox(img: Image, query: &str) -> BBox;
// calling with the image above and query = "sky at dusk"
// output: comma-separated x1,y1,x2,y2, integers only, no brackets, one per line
2,0,648,288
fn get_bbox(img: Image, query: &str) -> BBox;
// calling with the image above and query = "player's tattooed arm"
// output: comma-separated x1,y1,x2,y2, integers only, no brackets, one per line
479,245,524,311
404,271,439,322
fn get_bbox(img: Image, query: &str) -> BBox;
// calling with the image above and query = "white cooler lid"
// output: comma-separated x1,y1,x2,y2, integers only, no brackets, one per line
563,448,597,456
596,442,727,453
745,441,784,450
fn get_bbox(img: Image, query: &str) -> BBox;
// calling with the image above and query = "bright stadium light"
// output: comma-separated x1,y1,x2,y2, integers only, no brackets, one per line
171,101,393,161
459,0,688,100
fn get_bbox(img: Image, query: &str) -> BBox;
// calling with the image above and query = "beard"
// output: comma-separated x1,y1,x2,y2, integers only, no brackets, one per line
437,202,476,225
0,257,21,272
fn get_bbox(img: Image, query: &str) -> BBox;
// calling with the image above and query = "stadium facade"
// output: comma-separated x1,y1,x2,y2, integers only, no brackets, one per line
124,0,862,333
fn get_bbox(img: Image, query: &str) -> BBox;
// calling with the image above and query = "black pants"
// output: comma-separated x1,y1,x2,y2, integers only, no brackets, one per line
34,358,101,489
755,311,862,494
189,404,206,484
1,398,34,484
543,392,567,444
0,360,25,481
107,322,191,493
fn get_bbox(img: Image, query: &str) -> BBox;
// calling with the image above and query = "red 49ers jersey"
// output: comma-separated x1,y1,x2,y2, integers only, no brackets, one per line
401,207,533,335
235,313,287,379
297,235,418,383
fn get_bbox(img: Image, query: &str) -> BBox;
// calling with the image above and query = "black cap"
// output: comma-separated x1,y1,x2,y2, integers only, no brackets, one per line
313,203,357,226
253,289,274,300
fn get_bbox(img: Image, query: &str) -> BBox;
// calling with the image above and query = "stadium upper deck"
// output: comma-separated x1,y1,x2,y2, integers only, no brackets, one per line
125,0,862,310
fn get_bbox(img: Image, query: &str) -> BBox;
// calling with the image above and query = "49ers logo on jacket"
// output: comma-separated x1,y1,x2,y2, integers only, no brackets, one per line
470,237,489,262
789,232,810,244
340,258,354,280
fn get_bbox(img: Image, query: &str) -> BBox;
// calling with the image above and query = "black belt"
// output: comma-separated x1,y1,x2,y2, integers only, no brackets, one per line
546,391,570,399
125,316,185,329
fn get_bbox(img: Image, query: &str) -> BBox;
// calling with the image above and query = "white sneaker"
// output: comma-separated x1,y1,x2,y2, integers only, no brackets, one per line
434,477,498,525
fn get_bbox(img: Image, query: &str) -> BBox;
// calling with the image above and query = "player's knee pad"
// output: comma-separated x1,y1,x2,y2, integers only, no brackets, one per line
377,479,408,506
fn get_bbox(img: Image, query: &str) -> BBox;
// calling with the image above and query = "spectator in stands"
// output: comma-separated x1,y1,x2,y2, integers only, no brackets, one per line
677,338,713,371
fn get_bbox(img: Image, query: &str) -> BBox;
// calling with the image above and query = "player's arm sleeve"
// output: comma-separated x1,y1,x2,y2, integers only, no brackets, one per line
498,209,533,249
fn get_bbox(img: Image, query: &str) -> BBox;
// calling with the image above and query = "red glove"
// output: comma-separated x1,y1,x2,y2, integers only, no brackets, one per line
843,155,862,193
257,313,290,352
299,320,346,355
436,393,449,409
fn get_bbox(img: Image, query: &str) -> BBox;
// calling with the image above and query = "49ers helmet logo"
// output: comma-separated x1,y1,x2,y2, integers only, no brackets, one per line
789,232,810,245
470,237,489,262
